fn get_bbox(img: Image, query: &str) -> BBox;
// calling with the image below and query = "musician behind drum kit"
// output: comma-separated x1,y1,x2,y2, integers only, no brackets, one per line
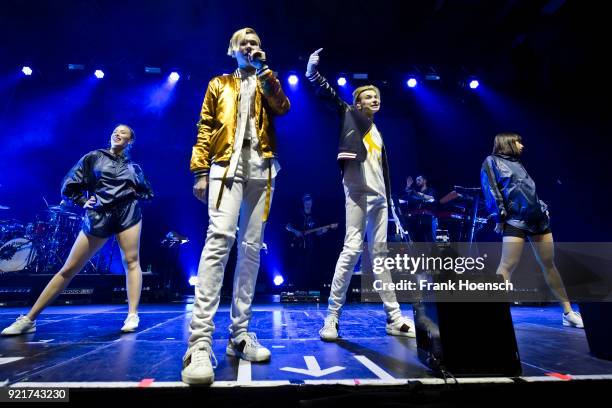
402,175,438,242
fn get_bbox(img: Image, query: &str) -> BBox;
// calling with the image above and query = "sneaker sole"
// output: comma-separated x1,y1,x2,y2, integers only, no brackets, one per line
120,326,138,333
1,327,36,336
386,328,416,338
181,372,214,385
319,333,339,342
562,321,584,328
226,346,271,362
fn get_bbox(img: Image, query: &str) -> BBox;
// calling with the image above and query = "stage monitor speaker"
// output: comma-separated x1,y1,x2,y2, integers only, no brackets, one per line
414,300,522,377
579,302,612,361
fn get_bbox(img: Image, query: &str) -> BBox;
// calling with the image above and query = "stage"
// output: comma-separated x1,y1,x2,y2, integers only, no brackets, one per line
1,302,611,405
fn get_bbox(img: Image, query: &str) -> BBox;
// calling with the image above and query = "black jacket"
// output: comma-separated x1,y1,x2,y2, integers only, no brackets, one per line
480,154,549,232
306,71,393,205
62,149,153,208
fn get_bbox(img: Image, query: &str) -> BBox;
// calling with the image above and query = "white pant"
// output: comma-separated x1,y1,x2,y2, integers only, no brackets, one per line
189,157,274,348
327,185,401,322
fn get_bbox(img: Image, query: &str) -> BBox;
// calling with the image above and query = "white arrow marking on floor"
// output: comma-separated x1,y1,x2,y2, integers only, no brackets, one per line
280,356,345,377
237,359,251,383
0,357,24,366
353,355,395,380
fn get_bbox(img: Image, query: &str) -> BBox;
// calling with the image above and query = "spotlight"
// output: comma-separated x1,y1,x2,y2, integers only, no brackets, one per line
287,74,298,86
22,66,33,76
169,72,180,82
469,79,479,89
337,76,347,86
94,70,104,79
273,275,284,286
145,66,161,74
189,276,198,286
407,78,417,88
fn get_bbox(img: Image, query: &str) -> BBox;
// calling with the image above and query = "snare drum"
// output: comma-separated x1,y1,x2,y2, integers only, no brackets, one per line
0,237,36,273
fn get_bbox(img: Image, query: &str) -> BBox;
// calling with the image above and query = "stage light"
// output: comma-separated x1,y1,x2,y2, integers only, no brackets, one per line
337,76,347,86
189,276,198,286
273,275,284,286
22,66,33,76
407,78,417,88
94,70,104,79
469,79,479,89
287,74,298,86
145,66,161,74
169,72,180,82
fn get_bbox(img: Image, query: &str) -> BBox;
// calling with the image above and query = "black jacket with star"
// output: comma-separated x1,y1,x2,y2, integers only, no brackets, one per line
306,71,393,206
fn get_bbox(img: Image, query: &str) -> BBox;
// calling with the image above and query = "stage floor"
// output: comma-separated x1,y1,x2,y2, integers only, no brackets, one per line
1,302,611,388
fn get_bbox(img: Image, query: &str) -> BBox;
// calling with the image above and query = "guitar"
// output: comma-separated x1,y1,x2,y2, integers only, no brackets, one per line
285,223,339,249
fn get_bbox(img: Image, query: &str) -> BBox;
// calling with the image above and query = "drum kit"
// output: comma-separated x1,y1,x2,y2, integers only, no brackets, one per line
0,198,105,273
395,186,491,243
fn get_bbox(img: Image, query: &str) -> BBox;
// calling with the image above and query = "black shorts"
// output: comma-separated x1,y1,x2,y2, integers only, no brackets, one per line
83,199,142,238
503,223,551,239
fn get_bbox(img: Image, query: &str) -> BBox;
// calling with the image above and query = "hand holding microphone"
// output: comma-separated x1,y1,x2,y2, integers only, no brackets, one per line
247,49,267,70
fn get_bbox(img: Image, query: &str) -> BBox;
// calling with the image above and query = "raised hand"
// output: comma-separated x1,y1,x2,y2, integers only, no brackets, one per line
306,48,324,76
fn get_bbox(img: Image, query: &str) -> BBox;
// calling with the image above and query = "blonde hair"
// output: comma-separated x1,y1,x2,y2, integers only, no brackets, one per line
227,27,261,57
352,85,381,106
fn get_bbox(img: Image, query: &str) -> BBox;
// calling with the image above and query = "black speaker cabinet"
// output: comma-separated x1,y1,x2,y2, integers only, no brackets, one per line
414,300,522,376
579,302,612,360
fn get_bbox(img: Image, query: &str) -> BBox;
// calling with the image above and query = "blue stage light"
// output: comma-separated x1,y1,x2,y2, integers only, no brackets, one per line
287,74,298,86
407,78,417,88
22,66,33,76
273,275,284,286
469,79,479,89
169,72,180,82
337,77,347,86
94,70,104,79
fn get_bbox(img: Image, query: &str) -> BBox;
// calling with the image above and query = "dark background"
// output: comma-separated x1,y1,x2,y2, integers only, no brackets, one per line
1,0,610,291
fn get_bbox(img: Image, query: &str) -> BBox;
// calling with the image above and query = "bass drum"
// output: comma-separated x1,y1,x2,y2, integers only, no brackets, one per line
0,238,36,273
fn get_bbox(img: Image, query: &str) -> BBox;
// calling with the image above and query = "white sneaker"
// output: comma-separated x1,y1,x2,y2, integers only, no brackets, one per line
120,314,139,333
226,332,271,362
1,315,36,336
386,315,416,338
181,343,217,385
319,315,339,342
563,311,584,328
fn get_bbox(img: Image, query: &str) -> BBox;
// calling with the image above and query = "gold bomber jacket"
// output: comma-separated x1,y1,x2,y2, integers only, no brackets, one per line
190,68,290,177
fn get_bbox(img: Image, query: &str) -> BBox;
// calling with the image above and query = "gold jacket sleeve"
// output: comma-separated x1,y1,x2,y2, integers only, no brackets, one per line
190,77,219,176
258,69,290,116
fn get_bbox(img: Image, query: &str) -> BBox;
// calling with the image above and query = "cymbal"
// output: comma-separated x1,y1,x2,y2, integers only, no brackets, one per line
47,205,71,212
0,205,9,210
